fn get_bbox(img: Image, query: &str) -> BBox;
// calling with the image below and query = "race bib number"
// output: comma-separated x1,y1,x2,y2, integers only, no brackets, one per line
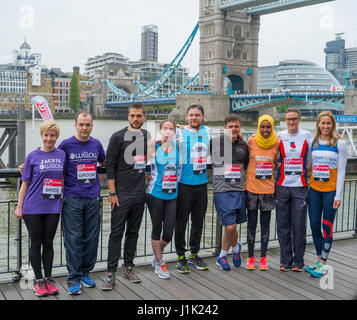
255,163,273,180
284,159,303,176
193,156,207,174
77,164,96,184
162,175,177,193
134,155,146,172
313,165,330,182
42,179,62,199
224,165,241,183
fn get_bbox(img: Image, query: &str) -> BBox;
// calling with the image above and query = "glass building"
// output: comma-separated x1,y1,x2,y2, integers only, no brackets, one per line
141,25,158,62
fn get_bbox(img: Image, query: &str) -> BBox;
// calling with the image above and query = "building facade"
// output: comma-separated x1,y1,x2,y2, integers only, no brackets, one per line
141,25,158,62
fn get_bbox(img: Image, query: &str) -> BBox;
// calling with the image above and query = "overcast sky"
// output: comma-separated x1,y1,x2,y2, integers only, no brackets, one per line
0,0,356,76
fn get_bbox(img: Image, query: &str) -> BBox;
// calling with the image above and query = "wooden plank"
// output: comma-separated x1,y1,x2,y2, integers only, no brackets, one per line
12,281,39,300
51,277,74,300
123,267,177,300
114,271,160,300
189,261,260,300
169,269,226,300
56,277,91,300
137,265,209,300
268,251,347,300
302,250,357,297
0,282,23,300
0,289,5,300
223,255,303,300
92,272,137,300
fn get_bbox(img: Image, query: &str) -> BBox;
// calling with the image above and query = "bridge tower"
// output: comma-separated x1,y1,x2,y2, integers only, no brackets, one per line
199,0,260,95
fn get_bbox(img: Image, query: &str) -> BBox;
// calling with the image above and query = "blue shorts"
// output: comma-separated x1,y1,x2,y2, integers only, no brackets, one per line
213,191,247,226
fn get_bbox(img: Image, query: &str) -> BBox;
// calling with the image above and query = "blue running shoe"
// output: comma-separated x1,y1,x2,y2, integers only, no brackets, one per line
81,275,96,288
305,260,321,273
232,243,242,267
216,255,231,271
68,282,81,295
310,264,327,278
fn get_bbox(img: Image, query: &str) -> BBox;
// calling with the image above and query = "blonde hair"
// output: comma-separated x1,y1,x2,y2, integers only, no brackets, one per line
313,111,338,149
40,121,60,138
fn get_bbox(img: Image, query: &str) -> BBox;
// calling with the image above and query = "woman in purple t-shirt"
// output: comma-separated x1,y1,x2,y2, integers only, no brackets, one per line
15,121,66,297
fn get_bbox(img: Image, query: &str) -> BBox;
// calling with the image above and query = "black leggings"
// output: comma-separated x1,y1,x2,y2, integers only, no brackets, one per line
147,194,176,243
247,210,271,258
23,214,60,280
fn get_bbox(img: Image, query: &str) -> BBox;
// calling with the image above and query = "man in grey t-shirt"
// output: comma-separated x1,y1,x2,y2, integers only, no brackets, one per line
211,114,249,271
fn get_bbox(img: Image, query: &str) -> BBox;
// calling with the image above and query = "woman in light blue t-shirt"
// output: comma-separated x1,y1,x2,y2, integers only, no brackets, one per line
147,120,180,280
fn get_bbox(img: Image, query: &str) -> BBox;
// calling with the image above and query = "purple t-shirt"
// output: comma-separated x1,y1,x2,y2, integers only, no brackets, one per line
21,148,66,215
58,136,106,198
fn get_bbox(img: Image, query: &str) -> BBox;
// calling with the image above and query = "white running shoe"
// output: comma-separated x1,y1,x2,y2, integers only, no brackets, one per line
155,263,171,279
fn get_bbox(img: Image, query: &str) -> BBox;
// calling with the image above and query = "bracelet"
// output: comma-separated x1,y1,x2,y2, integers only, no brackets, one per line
109,193,116,197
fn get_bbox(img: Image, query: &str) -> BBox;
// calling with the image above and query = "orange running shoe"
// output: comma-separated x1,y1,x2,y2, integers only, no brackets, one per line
245,257,255,270
259,257,269,271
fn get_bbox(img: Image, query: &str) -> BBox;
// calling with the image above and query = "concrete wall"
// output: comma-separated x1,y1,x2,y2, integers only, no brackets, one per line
344,88,357,115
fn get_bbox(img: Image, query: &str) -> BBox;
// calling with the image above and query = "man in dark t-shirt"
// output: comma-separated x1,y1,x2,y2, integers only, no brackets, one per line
101,103,150,290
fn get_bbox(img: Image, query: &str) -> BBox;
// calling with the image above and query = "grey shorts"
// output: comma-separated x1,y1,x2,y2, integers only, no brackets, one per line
246,191,275,212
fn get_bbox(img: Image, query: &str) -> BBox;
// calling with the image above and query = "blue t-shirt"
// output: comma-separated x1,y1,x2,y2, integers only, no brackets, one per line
177,125,212,186
148,141,180,200
21,148,66,215
58,136,106,198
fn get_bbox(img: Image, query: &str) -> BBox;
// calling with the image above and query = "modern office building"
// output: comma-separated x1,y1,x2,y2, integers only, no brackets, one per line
85,53,131,78
141,25,158,62
258,59,340,93
324,33,357,85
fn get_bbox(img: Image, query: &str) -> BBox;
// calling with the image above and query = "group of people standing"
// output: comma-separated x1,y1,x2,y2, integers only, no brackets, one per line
15,102,347,298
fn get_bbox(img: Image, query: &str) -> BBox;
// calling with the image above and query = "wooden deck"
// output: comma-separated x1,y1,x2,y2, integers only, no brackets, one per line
1,238,356,301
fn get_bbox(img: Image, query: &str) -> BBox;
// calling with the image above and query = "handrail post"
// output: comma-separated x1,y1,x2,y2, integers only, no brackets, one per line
354,204,357,238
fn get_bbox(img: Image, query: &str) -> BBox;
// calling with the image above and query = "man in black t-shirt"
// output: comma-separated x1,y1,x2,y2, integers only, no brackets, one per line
101,103,150,290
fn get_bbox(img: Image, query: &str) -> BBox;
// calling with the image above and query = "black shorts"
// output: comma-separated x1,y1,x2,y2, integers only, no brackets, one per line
246,191,275,212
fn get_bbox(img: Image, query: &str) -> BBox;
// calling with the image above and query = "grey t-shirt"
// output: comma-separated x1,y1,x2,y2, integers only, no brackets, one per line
211,135,249,193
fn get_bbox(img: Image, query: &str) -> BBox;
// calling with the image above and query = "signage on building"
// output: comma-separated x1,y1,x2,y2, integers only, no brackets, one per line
330,85,344,92
335,115,357,123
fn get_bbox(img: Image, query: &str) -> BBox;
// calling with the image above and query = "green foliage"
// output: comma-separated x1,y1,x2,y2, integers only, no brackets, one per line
276,104,289,113
69,72,80,112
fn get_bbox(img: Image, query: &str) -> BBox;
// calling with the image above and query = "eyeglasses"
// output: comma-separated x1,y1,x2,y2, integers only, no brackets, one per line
285,118,299,122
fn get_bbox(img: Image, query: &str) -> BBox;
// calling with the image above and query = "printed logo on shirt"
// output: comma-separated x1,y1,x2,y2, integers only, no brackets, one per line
70,152,98,161
77,164,96,184
290,142,297,152
133,155,146,172
255,163,273,180
191,142,207,174
224,165,241,183
42,179,62,199
39,158,63,170
313,165,330,182
162,163,177,193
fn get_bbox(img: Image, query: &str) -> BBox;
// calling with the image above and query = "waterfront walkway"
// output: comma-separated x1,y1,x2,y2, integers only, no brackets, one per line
0,238,356,300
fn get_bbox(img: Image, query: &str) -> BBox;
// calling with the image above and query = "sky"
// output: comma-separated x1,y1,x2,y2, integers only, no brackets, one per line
0,0,356,77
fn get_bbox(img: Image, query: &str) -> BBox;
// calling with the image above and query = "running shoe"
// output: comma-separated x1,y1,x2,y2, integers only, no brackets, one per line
68,281,81,295
280,262,293,272
305,260,321,273
101,272,115,291
81,275,96,288
245,257,255,270
292,266,304,272
216,255,231,271
45,278,59,295
232,243,242,267
155,263,171,279
310,263,327,278
188,253,208,271
176,256,190,274
123,266,141,283
33,279,48,297
259,257,269,271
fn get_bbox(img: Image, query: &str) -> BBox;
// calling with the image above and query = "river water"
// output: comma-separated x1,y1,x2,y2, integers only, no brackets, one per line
0,119,355,280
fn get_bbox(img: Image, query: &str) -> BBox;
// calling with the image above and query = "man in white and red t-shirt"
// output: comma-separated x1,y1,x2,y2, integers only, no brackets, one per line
276,108,312,272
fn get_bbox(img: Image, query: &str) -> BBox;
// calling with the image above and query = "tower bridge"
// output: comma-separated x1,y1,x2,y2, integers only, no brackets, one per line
94,0,351,122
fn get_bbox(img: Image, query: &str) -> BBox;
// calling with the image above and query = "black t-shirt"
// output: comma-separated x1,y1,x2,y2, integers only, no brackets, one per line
106,127,150,194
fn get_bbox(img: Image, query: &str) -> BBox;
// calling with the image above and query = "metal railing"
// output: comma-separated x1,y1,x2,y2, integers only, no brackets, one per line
1,173,356,283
